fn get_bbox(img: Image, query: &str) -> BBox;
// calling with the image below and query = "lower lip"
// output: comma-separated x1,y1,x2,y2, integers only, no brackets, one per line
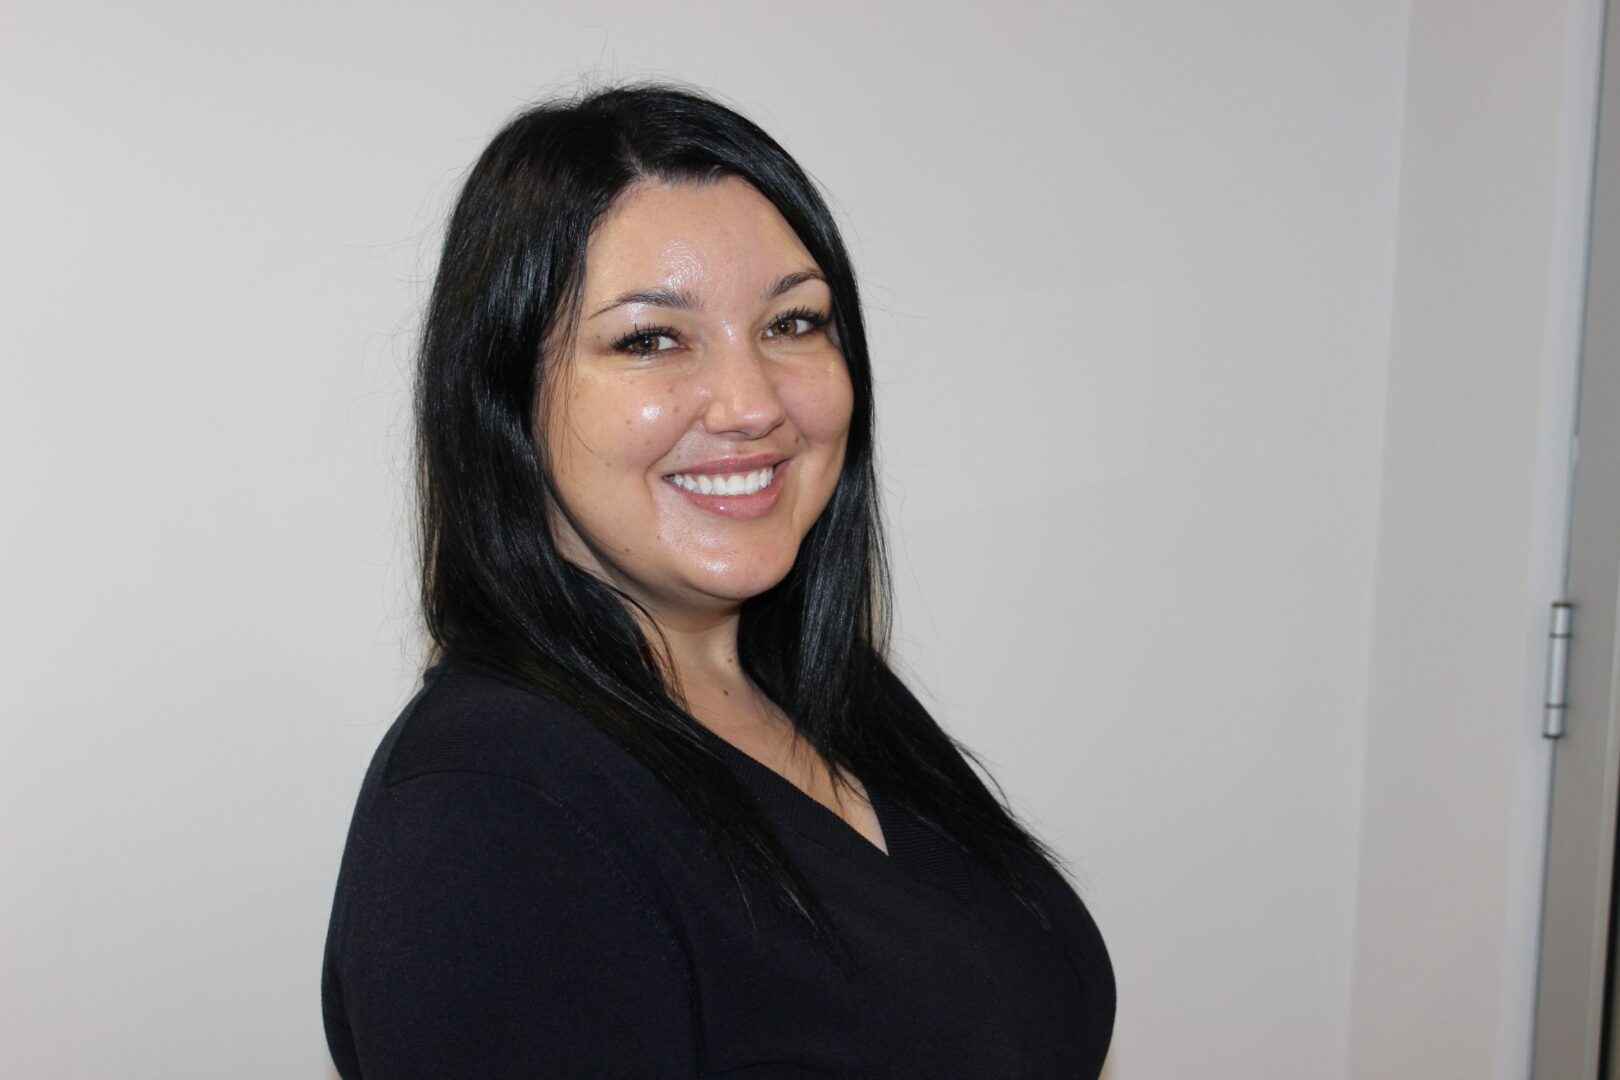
663,460,790,520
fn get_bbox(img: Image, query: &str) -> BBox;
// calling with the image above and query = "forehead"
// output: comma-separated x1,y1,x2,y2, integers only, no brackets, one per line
582,176,817,295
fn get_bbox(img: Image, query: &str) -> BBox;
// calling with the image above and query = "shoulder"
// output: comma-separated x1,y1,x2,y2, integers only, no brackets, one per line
325,667,704,1076
330,655,702,958
386,658,601,779
344,657,699,903
379,658,668,820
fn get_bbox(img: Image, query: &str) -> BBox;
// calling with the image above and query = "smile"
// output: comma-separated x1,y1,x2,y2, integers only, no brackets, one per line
661,460,790,520
665,466,775,496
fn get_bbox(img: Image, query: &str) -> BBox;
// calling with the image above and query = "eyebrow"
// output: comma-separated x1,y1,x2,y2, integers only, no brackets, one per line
587,285,697,320
764,270,826,301
586,269,827,321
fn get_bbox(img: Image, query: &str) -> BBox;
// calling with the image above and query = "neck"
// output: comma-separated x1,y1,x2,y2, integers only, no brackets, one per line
640,603,746,695
628,599,799,747
552,539,782,737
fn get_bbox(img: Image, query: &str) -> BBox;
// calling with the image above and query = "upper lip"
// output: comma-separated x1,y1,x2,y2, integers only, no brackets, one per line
664,453,789,477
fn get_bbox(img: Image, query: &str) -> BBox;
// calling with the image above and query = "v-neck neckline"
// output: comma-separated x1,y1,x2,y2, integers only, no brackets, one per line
426,654,978,912
699,729,894,862
698,728,980,914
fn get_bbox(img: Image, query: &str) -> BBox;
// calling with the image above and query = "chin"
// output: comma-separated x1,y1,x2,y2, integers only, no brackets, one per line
690,560,796,604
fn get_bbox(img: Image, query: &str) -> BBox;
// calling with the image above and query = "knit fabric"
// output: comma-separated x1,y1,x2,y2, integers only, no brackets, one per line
321,658,1114,1078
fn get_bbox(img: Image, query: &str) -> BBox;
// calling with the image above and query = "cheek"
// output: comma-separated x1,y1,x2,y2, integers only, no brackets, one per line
781,359,856,446
554,373,692,473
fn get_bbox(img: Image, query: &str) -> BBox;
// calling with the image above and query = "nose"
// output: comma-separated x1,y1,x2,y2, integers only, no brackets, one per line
700,335,787,439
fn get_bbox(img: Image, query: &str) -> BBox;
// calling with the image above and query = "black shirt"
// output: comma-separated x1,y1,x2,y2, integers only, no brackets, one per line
321,658,1114,1077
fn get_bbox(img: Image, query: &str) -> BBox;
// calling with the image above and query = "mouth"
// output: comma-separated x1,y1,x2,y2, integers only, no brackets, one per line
663,460,782,496
661,458,791,519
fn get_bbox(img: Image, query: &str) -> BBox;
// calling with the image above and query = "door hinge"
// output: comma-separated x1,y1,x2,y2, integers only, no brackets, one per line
1543,600,1573,739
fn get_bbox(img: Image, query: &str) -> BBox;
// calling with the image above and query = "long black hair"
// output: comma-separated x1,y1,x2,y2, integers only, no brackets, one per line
415,81,1073,964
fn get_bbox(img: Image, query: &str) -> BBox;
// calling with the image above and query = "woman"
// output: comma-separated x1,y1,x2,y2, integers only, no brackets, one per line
321,83,1114,1078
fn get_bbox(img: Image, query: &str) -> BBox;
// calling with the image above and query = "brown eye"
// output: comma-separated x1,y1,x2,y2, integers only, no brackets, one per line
763,309,829,340
613,327,679,357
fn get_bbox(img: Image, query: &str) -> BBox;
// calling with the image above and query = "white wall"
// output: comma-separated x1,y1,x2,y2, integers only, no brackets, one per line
0,2,1595,1078
878,6,1407,1076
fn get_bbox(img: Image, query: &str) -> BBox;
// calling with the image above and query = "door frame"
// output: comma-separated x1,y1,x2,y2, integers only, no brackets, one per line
1532,1,1620,1074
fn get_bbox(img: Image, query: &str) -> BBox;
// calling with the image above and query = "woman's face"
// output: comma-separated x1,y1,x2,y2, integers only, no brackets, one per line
540,175,854,622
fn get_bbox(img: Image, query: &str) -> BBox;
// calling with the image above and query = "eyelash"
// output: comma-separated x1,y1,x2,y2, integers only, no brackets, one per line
610,307,832,358
611,324,681,358
768,307,832,338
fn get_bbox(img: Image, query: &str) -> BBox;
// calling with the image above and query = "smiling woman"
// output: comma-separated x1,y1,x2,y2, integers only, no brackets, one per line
545,177,854,620
320,83,1114,1078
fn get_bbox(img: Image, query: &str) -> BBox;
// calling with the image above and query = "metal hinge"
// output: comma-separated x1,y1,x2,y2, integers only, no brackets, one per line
1543,601,1573,739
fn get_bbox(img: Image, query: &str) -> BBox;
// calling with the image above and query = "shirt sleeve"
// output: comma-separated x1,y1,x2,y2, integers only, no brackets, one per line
330,770,700,1079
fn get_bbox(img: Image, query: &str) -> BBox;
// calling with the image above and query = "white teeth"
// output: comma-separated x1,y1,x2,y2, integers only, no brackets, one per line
667,466,775,496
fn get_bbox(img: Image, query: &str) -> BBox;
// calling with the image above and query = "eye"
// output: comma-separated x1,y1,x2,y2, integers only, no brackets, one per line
763,307,830,340
612,325,681,358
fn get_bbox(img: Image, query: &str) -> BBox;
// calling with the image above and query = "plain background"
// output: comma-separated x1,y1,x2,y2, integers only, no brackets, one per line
0,2,1604,1077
